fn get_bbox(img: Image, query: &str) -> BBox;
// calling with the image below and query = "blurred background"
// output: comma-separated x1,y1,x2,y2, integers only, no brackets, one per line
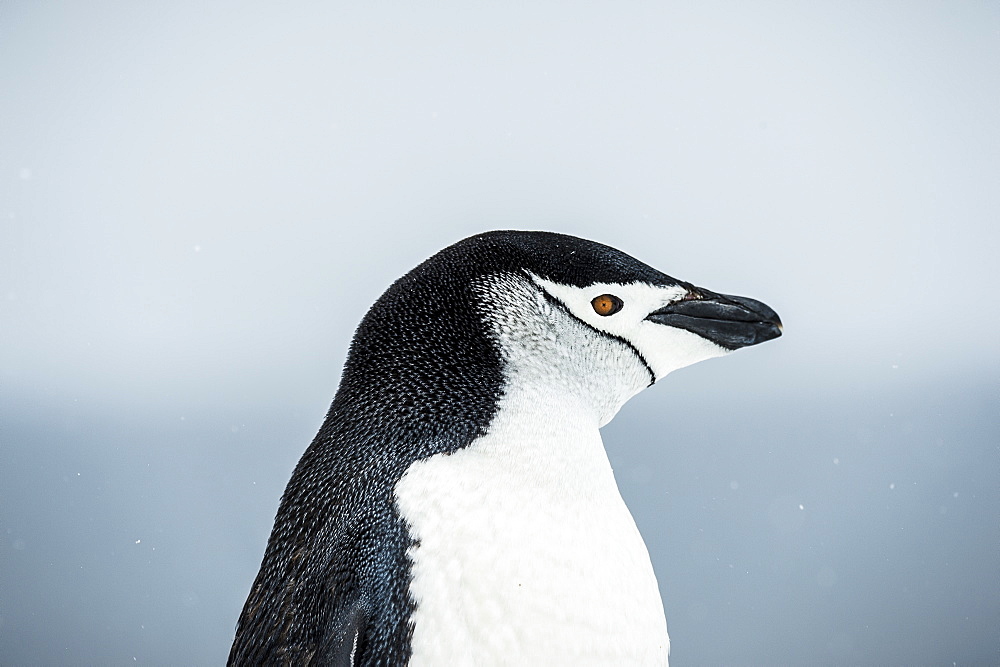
2,2,997,664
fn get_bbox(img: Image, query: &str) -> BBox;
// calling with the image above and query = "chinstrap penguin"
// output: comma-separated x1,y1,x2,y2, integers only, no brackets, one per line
230,230,782,666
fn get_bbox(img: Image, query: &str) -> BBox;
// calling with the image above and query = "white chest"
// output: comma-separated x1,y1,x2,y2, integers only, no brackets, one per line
393,389,669,666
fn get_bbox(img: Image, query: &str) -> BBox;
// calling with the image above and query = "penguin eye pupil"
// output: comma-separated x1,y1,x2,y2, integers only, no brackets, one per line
591,294,623,316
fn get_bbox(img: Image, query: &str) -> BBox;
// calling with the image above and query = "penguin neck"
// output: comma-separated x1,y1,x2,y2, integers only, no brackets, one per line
500,356,643,432
485,374,615,487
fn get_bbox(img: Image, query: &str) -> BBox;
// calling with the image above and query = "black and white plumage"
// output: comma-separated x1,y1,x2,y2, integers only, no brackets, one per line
229,231,782,666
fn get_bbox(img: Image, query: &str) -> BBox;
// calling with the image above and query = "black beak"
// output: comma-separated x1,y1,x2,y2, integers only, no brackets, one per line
645,288,783,351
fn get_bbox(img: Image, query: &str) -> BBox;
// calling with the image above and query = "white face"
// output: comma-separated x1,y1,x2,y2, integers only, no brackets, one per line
531,274,732,382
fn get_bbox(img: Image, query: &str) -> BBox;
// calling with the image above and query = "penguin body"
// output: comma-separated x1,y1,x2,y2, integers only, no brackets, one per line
230,231,782,666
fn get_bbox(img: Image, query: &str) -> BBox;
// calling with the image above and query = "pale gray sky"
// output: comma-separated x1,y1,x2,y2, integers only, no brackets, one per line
2,2,998,664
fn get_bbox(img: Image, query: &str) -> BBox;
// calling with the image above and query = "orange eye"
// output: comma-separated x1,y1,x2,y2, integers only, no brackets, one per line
591,294,623,316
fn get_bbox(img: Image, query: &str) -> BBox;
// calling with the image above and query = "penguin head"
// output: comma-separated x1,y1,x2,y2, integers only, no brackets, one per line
341,230,781,433
458,232,781,426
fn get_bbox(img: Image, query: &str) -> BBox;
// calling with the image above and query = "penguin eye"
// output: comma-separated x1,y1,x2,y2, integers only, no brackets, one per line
591,294,623,316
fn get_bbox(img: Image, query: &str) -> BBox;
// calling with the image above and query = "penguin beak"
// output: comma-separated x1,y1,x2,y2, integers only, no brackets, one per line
645,288,783,351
